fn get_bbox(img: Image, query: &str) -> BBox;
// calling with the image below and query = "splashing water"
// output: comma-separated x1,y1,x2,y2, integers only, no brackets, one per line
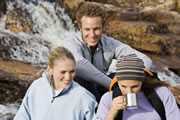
157,67,180,86
27,1,77,47
0,103,19,120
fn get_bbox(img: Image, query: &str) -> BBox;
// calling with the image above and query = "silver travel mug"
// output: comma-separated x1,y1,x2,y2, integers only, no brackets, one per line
126,93,138,109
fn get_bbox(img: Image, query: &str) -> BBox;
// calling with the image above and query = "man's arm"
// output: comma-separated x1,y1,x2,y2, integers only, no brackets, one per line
169,85,180,105
76,59,111,88
101,35,152,69
112,38,152,69
64,39,111,89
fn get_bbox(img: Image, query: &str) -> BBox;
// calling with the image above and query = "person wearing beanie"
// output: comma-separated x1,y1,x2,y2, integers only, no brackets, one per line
96,54,180,120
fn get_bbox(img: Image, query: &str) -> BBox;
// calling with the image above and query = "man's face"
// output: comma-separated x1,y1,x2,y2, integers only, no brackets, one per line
80,16,103,47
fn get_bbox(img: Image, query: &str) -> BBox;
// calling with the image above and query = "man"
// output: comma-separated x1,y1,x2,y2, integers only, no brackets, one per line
64,3,152,102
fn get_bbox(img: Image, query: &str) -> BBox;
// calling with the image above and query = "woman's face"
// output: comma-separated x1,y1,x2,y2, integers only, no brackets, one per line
49,58,76,90
118,80,142,95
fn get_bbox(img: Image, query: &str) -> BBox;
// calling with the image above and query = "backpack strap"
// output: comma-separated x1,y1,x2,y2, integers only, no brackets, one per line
112,82,123,120
143,88,167,120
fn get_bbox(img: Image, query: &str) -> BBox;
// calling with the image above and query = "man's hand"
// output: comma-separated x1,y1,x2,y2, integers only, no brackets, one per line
169,85,180,104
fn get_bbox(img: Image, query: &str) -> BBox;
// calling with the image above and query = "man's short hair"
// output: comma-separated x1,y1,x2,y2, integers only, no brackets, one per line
76,2,105,27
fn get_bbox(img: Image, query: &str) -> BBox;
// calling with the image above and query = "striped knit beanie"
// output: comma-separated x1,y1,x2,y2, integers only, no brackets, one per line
116,54,146,81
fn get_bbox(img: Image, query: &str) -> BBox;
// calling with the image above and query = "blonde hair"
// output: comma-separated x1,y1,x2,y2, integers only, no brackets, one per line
48,47,75,68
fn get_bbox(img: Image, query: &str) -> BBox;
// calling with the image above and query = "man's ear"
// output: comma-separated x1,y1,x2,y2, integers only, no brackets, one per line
75,20,81,31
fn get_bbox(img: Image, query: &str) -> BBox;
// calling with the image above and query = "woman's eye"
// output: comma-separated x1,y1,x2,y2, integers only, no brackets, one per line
60,71,66,74
71,71,75,74
121,85,126,89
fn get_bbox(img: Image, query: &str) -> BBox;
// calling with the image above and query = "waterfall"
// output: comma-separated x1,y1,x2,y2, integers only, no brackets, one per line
25,1,76,46
0,103,18,120
0,0,77,65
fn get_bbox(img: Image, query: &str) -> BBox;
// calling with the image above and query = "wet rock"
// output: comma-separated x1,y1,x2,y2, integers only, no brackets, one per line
0,59,44,104
0,78,28,104
0,30,50,65
5,7,33,33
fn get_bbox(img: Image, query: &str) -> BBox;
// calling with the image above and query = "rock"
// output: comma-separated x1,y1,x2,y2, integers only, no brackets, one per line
0,0,7,17
168,23,180,34
86,0,120,6
105,19,180,55
176,0,180,12
63,0,85,10
0,59,44,103
147,53,180,75
5,7,33,33
0,59,44,81
86,0,172,8
141,10,180,24
56,0,85,20
0,30,50,65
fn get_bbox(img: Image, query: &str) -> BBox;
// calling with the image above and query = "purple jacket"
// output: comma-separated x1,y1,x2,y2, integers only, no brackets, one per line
96,87,180,120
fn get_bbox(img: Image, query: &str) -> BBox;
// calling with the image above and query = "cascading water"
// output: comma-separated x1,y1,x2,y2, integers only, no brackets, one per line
1,0,77,65
0,104,18,120
25,1,77,47
157,67,180,86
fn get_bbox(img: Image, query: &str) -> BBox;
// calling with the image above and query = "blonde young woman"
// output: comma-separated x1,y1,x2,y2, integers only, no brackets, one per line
14,47,97,120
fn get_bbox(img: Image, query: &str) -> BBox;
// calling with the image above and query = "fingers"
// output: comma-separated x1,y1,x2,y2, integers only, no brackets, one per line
174,95,180,104
169,85,180,104
169,85,180,96
112,96,127,111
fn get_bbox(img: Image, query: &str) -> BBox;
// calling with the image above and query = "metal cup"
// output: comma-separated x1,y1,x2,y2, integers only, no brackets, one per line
126,93,138,109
